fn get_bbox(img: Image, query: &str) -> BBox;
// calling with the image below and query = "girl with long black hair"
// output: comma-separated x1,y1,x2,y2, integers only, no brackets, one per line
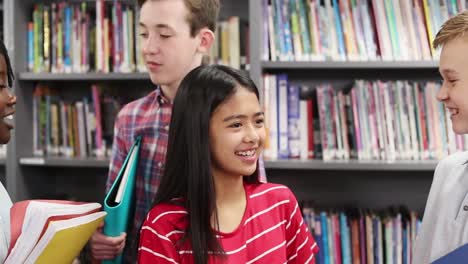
138,65,318,264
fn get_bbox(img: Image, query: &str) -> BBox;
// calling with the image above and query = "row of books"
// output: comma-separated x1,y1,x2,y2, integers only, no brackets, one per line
262,74,467,161
302,205,422,264
27,1,250,74
28,1,145,74
32,84,123,158
262,0,466,62
207,16,250,70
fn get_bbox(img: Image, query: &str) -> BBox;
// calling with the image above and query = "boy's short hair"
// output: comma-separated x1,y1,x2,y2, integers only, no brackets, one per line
137,0,220,37
433,11,468,49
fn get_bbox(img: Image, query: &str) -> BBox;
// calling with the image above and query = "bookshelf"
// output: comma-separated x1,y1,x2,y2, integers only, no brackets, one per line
4,0,466,262
247,0,468,215
4,0,461,205
3,0,251,203
0,0,464,210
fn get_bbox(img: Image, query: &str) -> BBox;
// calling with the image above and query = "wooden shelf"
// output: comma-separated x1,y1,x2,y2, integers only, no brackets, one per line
265,159,438,171
19,157,110,168
261,60,439,70
18,157,439,171
18,72,150,81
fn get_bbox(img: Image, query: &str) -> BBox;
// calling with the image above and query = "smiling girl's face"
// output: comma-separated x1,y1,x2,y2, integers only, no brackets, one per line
209,86,266,180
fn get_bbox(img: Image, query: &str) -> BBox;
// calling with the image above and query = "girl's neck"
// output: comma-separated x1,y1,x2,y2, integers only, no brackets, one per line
214,175,245,205
212,175,247,233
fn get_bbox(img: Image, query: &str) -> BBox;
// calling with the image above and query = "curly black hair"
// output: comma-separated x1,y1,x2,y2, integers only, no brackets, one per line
0,40,14,87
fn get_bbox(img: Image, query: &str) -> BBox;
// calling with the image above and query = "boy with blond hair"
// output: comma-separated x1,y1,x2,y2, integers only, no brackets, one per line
413,11,468,264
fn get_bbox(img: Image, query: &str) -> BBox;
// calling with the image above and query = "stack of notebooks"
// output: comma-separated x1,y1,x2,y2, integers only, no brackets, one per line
3,136,141,264
4,200,106,264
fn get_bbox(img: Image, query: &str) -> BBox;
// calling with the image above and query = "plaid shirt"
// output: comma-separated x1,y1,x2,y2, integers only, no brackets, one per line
106,87,267,262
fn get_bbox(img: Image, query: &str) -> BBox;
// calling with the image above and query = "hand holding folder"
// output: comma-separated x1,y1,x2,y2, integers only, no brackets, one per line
103,136,142,264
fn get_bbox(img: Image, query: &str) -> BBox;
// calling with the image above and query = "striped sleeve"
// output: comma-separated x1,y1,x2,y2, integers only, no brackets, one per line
285,189,318,264
137,216,180,263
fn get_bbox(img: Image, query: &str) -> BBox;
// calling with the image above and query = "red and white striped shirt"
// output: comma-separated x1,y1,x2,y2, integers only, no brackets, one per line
138,183,318,263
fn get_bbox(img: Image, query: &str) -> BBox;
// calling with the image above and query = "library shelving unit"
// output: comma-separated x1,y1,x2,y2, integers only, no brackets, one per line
248,0,462,213
4,0,250,203
4,0,464,214
3,0,150,202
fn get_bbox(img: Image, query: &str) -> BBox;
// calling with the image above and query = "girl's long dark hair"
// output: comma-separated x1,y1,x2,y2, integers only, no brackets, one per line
0,40,14,87
153,65,260,264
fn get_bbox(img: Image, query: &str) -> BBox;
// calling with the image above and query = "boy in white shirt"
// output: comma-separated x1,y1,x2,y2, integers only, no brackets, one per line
0,40,17,262
413,11,468,264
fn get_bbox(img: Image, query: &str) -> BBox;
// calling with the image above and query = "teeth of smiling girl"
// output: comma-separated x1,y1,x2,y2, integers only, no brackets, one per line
3,115,13,126
235,150,255,157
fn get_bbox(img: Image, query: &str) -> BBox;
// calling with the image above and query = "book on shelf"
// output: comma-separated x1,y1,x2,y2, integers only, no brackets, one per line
27,0,146,74
262,0,466,62
27,1,250,73
32,84,127,159
4,200,106,264
302,204,421,264
207,16,250,70
262,73,468,162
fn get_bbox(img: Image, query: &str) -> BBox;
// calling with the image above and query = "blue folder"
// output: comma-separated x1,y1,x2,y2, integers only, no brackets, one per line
431,243,468,264
103,136,142,264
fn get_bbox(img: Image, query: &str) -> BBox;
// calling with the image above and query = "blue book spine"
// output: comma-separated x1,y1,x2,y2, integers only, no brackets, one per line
28,23,34,72
402,227,408,264
287,85,300,159
331,0,346,60
274,0,286,60
277,74,289,159
314,215,324,264
280,0,294,60
320,212,330,264
340,212,351,264
64,6,72,72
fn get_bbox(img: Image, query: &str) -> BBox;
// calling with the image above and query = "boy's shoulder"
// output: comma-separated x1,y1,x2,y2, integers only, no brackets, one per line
436,151,468,172
118,90,159,118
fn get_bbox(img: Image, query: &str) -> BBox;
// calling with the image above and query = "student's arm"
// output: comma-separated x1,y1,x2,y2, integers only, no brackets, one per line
137,217,180,263
285,189,319,264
